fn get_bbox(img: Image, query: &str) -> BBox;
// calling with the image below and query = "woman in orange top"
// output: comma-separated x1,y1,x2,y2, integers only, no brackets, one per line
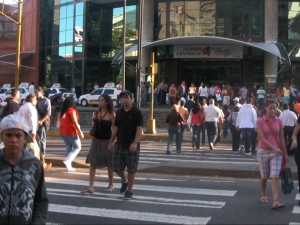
59,97,84,171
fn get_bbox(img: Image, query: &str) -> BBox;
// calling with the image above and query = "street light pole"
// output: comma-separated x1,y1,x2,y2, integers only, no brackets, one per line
122,0,126,91
15,0,22,91
136,0,144,109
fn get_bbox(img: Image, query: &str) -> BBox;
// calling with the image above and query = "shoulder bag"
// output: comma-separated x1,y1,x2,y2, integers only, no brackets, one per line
89,110,108,137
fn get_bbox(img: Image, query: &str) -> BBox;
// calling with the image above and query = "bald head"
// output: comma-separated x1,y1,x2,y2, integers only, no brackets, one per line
209,99,214,105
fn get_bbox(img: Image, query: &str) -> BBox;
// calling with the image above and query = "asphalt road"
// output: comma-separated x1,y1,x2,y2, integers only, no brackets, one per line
45,169,300,225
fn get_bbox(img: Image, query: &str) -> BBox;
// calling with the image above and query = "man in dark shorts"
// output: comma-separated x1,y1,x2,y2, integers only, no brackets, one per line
109,90,143,200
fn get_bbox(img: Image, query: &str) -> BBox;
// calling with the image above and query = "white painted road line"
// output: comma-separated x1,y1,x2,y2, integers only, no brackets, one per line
47,188,225,208
46,177,237,196
292,206,300,214
290,223,300,225
48,204,211,225
296,193,299,200
199,180,235,183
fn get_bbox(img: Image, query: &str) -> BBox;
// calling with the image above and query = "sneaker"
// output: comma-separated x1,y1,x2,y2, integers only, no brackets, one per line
240,145,245,155
123,191,133,200
120,181,128,193
245,152,251,156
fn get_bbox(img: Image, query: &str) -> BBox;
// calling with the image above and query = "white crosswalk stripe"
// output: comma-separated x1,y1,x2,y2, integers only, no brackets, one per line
48,204,211,225
45,175,237,224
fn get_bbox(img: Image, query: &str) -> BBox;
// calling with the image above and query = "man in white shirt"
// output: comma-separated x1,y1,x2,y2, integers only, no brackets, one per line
279,103,297,148
233,97,242,109
29,82,35,94
198,82,208,103
116,81,122,90
17,94,38,140
203,99,222,150
236,98,257,155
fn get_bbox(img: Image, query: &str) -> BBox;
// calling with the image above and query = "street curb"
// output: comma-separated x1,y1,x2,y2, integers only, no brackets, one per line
47,159,298,179
46,131,232,143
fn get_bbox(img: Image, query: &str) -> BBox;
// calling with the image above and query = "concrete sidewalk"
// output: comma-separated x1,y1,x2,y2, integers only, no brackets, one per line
45,128,298,179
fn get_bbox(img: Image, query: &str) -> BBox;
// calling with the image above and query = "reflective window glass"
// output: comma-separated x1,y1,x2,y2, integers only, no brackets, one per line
66,5,74,18
66,17,74,30
59,46,66,57
66,30,73,42
76,3,84,16
60,18,67,31
66,45,73,56
59,31,66,44
60,6,67,19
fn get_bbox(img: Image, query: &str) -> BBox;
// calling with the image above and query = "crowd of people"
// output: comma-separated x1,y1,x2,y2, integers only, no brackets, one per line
164,80,300,209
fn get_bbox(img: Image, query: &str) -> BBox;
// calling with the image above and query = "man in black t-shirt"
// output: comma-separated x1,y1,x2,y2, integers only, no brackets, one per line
109,90,143,200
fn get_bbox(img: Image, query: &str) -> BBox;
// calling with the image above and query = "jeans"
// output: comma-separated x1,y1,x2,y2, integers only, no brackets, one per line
240,128,254,153
230,125,240,151
200,124,206,145
141,93,147,105
61,134,81,162
223,121,228,138
284,126,295,155
167,126,181,153
206,121,218,144
258,98,264,110
192,124,201,148
154,93,159,104
294,148,300,194
37,125,46,155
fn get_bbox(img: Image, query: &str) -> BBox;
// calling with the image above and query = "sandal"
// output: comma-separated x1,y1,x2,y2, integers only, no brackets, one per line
272,200,285,209
81,188,94,194
260,195,268,204
104,186,115,192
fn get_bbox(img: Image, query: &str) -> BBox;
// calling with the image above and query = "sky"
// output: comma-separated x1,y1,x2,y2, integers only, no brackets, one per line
2,0,17,6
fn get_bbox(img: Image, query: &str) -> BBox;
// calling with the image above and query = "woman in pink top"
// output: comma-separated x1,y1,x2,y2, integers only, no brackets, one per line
256,100,289,209
190,102,203,149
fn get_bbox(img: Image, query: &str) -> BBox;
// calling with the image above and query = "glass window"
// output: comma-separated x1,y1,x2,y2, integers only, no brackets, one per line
59,46,66,57
66,4,74,18
76,2,84,16
103,89,114,95
91,89,103,95
59,31,66,44
59,18,67,31
60,6,67,19
66,17,74,30
66,30,73,42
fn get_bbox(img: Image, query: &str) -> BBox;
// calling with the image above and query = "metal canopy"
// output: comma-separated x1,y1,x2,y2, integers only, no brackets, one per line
112,36,290,66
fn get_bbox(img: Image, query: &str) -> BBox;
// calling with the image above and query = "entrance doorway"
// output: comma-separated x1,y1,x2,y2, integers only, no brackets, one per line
179,60,242,87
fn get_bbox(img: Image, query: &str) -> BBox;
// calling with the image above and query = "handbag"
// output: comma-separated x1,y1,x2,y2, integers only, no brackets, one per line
89,110,107,137
281,167,294,195
265,120,286,174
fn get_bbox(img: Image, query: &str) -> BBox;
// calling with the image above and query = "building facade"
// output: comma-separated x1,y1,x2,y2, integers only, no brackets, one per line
1,0,299,96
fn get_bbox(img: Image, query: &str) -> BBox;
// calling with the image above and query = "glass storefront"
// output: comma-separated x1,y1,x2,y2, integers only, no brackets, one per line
38,0,300,96
155,0,264,41
40,0,139,95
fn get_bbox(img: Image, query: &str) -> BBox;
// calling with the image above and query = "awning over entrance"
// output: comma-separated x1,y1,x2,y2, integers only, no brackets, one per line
0,52,35,71
111,36,290,67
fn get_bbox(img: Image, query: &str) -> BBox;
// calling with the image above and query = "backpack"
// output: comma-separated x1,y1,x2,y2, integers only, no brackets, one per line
281,167,294,195
0,97,12,119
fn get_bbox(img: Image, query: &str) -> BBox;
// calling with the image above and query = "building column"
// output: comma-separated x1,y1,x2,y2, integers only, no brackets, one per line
141,0,154,82
264,0,278,96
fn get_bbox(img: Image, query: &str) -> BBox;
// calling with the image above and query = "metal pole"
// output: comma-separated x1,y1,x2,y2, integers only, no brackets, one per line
145,52,156,133
136,0,144,109
15,0,23,91
122,0,126,91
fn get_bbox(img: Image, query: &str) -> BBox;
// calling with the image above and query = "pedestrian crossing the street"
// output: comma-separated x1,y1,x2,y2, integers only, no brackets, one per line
45,174,237,224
